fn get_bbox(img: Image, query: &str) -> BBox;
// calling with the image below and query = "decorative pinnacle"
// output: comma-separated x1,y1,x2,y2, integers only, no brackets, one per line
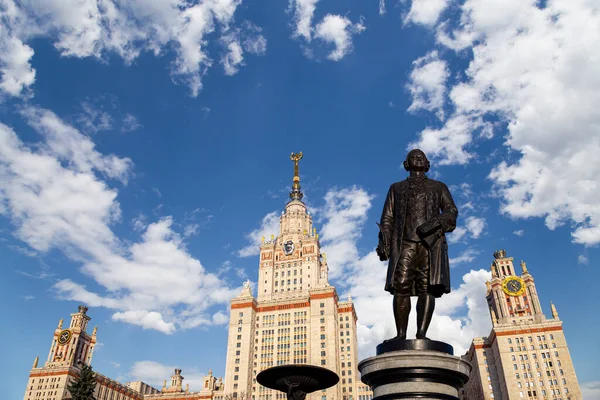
289,152,304,201
520,260,529,274
551,302,559,319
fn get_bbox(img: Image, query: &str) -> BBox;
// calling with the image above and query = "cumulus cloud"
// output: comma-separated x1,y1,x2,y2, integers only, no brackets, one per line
449,248,479,266
409,0,600,245
465,216,485,239
129,361,206,390
289,0,320,41
0,107,238,333
237,211,280,257
0,0,266,98
288,0,365,61
319,186,374,279
112,310,175,334
407,51,449,120
577,254,589,266
314,14,366,61
405,0,449,26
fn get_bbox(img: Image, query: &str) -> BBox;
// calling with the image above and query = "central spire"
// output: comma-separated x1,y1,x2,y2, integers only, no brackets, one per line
289,152,304,201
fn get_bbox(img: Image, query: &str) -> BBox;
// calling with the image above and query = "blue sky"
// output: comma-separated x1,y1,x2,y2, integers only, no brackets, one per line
1,0,599,398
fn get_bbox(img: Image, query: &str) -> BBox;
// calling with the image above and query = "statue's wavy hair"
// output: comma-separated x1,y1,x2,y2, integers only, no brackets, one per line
403,149,430,172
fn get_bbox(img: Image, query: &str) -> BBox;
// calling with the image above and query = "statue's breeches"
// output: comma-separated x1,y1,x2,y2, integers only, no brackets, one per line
394,240,429,296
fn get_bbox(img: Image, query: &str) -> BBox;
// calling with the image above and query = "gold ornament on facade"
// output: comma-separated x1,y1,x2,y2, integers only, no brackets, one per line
501,276,526,296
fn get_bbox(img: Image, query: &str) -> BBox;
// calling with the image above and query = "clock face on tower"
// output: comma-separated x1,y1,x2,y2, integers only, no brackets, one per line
502,276,526,296
283,240,294,256
58,329,72,345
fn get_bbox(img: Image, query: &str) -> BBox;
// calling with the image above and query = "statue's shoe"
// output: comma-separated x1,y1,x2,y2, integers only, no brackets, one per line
383,335,406,343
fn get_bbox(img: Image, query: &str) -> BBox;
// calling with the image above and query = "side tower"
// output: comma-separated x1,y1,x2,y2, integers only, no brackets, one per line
223,153,364,400
462,250,582,400
24,306,150,400
23,305,98,400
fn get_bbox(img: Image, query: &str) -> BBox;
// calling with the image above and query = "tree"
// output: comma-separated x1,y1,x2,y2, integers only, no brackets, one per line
67,363,97,400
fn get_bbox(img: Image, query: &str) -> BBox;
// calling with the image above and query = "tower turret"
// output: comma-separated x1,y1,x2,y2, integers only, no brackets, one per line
486,250,544,325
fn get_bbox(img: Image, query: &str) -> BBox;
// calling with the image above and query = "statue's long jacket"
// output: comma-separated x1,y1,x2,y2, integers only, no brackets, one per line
379,178,458,298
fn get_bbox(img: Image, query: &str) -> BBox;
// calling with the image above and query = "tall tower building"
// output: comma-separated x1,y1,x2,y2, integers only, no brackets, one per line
223,153,363,400
461,250,582,400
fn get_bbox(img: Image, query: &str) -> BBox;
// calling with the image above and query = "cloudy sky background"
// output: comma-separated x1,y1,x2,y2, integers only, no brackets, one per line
1,0,599,398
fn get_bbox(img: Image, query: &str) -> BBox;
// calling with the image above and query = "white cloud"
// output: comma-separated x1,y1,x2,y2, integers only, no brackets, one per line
0,35,36,97
513,229,524,237
411,0,600,245
314,14,365,61
129,361,206,390
237,211,280,257
21,106,132,183
221,36,244,76
578,254,589,266
183,223,200,237
405,0,449,26
407,51,449,120
379,0,386,16
289,0,320,41
121,114,142,132
0,107,238,333
288,1,365,61
409,115,483,165
112,310,176,334
447,226,467,244
319,186,374,279
449,248,479,266
581,381,600,400
212,310,229,325
77,101,113,134
465,216,485,239
0,0,264,98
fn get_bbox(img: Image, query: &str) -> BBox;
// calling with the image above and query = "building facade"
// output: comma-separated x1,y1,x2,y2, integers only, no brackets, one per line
222,153,367,400
24,153,373,400
23,306,224,400
461,250,582,400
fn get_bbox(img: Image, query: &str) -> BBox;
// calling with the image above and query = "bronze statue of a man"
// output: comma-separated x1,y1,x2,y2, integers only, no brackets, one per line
376,149,458,341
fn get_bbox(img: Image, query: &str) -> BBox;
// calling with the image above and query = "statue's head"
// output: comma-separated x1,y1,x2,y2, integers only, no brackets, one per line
403,149,430,173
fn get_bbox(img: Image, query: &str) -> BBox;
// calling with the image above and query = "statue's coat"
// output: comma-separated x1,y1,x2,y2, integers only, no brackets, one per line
379,178,458,298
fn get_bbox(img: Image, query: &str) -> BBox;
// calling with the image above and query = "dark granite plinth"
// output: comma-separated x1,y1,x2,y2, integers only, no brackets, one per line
359,345,470,400
376,339,453,356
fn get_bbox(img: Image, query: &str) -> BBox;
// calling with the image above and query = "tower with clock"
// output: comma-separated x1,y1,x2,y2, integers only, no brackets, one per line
486,249,545,326
460,250,582,400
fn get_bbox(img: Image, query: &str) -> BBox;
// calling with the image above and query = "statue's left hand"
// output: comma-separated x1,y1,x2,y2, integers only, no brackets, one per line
376,244,389,261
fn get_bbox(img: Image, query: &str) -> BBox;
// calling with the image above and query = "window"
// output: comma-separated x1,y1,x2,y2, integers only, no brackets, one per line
320,303,325,308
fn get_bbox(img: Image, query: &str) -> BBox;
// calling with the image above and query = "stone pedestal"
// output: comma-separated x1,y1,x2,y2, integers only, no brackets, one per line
358,340,471,400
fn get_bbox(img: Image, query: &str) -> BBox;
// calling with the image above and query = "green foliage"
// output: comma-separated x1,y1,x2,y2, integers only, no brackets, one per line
67,363,97,400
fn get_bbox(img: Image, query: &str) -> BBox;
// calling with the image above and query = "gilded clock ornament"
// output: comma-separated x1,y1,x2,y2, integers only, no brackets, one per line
58,329,72,345
502,276,526,296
